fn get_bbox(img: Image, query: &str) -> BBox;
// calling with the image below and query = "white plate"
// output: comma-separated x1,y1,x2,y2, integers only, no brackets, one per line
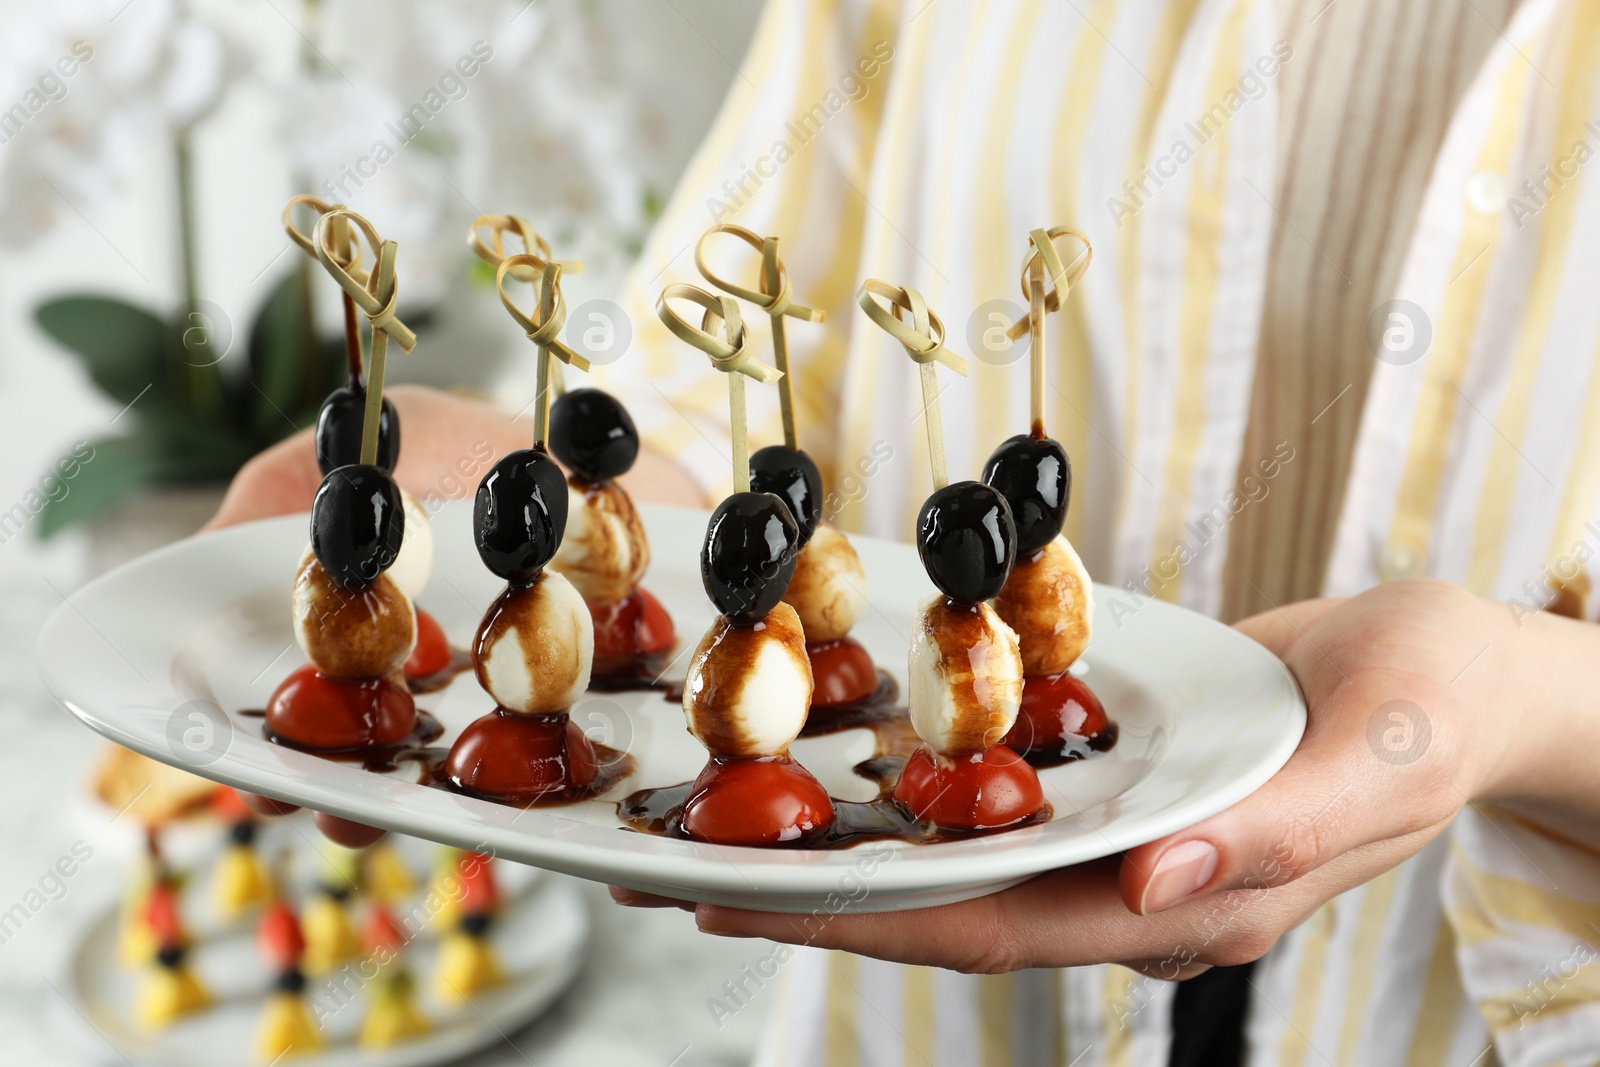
39,503,1305,913
58,850,589,1067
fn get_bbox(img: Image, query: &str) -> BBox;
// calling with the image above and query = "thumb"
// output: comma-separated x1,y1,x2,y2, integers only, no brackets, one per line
1117,683,1449,915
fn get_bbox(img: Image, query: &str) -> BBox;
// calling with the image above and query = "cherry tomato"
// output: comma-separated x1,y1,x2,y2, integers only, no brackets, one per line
404,608,452,679
443,710,597,804
680,755,834,846
1002,670,1108,754
807,637,878,708
265,664,416,751
892,745,1044,831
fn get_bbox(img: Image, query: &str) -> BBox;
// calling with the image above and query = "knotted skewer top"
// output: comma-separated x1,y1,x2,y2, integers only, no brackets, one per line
856,279,967,489
1004,227,1091,434
856,279,968,375
312,208,414,466
695,225,821,450
656,282,782,494
313,210,416,352
495,251,588,448
1004,227,1092,341
468,214,582,282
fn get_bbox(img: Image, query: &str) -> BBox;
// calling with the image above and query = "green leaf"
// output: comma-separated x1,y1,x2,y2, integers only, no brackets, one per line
33,435,242,539
35,296,168,406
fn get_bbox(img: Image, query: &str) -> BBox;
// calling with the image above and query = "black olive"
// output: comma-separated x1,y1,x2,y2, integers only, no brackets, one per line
275,968,306,993
473,448,569,583
981,434,1071,556
748,444,823,547
916,481,1017,603
156,944,185,968
700,491,799,623
548,387,640,482
228,821,256,846
310,464,405,591
315,384,400,476
460,912,493,936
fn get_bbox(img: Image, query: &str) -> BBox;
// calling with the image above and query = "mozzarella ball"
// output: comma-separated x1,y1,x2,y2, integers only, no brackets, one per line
990,533,1094,676
907,596,1023,756
473,571,594,714
682,602,812,757
781,523,868,643
386,488,434,600
550,481,649,606
293,545,416,678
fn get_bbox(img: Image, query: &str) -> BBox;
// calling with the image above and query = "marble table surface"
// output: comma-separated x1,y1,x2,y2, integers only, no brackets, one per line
0,568,777,1067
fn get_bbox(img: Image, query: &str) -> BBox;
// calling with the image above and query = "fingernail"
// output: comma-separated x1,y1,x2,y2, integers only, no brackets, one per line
1140,840,1219,914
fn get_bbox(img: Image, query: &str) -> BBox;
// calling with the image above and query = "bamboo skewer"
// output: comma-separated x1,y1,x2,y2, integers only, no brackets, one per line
655,283,781,493
1005,227,1093,439
493,253,589,450
469,215,584,400
312,210,416,465
694,225,823,450
856,280,967,491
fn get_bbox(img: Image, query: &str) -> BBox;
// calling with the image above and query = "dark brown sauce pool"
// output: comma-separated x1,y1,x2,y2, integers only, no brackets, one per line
588,650,680,695
256,709,446,773
419,744,635,807
407,646,473,694
617,780,1052,848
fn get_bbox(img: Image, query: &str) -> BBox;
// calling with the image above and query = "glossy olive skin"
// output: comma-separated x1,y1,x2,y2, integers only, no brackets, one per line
748,445,823,547
701,492,799,623
310,464,405,590
916,481,1017,603
982,434,1071,556
315,385,400,476
548,388,640,483
473,448,570,584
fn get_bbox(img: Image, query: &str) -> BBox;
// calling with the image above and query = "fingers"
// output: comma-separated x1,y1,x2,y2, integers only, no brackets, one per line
1119,704,1459,914
312,811,387,847
202,433,322,531
609,886,697,912
693,858,1186,973
1231,598,1341,659
237,790,300,817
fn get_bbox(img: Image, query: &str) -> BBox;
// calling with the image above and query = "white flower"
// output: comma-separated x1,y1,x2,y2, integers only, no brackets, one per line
0,0,249,248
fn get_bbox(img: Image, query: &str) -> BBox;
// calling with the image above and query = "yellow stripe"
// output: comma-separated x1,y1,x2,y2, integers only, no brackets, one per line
1049,0,1122,544
1143,0,1254,601
1114,0,1203,539
823,952,860,1067
1451,843,1600,946
1466,3,1600,593
887,2,992,541
903,966,936,1066
1278,903,1335,1067
1386,52,1540,566
1336,869,1402,1065
971,1,1048,497
793,1,900,485
1477,958,1600,1031
837,9,935,535
1100,966,1138,1067
977,972,1015,1067
1404,917,1463,1067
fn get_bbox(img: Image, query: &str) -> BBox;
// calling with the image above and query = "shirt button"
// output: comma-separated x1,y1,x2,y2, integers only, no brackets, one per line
1465,172,1506,215
1377,543,1425,582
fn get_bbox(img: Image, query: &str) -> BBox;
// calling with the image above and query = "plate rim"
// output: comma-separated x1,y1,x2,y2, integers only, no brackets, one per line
39,503,1307,905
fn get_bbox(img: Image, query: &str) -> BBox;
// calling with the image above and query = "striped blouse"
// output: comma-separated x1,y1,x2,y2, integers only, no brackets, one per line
591,0,1600,1063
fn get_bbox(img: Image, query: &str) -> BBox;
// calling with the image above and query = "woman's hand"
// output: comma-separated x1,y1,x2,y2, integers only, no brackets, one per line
633,579,1571,978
